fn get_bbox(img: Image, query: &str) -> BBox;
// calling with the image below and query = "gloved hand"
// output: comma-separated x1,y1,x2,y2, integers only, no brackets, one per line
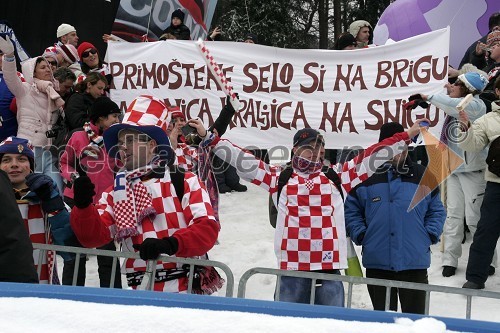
26,173,54,201
0,35,15,57
25,173,64,212
403,94,429,111
132,237,179,260
209,94,239,137
73,176,95,208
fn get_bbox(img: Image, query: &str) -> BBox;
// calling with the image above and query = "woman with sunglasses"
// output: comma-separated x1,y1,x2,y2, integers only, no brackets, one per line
76,42,111,86
0,36,65,193
418,72,496,279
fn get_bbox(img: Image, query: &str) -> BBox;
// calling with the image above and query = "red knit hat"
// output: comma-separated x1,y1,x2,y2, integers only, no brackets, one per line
170,107,185,120
77,41,98,60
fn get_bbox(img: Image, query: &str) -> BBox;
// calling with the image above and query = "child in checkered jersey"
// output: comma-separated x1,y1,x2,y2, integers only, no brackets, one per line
203,119,428,306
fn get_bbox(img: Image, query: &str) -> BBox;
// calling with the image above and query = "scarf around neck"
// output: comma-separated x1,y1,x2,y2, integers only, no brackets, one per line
113,159,162,241
33,78,65,111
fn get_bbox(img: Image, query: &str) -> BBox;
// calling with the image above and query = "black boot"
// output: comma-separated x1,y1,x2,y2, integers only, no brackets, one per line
231,183,247,192
442,266,456,277
462,281,485,289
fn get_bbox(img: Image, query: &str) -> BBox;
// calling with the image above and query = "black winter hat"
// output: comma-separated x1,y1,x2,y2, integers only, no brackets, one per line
244,33,258,44
379,122,405,142
333,33,357,50
90,97,120,124
171,9,185,23
293,128,325,147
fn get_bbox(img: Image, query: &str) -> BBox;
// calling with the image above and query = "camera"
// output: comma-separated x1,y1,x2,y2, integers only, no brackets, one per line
45,126,62,139
181,124,197,137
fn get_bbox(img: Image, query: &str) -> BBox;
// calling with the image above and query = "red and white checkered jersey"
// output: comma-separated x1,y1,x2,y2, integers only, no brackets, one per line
212,132,410,271
76,64,110,84
70,169,218,293
174,143,198,172
17,201,55,284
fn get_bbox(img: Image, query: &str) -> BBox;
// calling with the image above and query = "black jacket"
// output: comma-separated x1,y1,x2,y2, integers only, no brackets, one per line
459,34,489,70
164,24,191,40
0,170,38,283
64,93,96,131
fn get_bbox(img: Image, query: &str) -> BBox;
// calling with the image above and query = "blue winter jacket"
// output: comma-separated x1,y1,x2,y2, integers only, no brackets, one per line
345,159,446,271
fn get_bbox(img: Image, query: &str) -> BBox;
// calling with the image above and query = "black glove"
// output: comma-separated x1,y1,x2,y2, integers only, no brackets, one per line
209,94,238,137
25,173,65,212
25,173,54,202
132,237,179,260
403,94,429,111
73,176,95,209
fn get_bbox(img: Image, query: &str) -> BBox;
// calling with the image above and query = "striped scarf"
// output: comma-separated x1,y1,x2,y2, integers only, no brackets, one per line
81,122,103,158
113,159,161,241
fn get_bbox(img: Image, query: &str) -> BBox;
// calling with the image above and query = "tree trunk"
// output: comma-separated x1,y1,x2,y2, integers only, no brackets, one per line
333,0,342,39
318,0,329,48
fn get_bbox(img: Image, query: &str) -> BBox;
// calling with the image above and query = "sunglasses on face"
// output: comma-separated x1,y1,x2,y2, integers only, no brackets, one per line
82,48,98,58
48,60,57,66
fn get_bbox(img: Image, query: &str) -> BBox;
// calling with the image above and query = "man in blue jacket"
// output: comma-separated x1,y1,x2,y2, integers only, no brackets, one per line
345,122,446,314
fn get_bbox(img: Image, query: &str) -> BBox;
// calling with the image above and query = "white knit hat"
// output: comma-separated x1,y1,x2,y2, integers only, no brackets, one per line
57,23,76,38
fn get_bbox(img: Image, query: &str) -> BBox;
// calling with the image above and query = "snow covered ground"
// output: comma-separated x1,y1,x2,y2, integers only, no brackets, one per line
65,178,500,323
0,297,457,333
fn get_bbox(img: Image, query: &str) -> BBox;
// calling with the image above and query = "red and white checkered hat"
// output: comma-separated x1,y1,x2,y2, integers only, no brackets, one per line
104,95,173,161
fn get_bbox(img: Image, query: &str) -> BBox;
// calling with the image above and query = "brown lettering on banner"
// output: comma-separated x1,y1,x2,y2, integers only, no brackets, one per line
365,100,385,130
168,61,182,89
319,102,357,133
301,63,326,93
142,63,158,89
291,102,309,129
109,62,123,90
243,63,259,93
123,64,137,89
118,101,128,113
276,63,293,93
182,63,195,87
243,63,293,93
157,64,168,86
277,102,292,130
432,56,448,80
197,98,214,125
333,64,365,91
375,56,448,88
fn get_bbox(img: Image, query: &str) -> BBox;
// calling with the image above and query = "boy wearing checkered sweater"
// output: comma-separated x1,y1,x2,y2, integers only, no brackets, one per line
205,119,427,305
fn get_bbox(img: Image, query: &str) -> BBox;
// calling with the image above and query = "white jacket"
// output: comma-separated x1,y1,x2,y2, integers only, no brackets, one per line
459,101,500,183
2,56,60,147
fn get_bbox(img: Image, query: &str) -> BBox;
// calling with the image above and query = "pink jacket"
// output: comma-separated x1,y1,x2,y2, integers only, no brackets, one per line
60,122,117,202
2,56,60,147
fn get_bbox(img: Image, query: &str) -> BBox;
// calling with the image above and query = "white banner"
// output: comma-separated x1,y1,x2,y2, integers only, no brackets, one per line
108,28,450,149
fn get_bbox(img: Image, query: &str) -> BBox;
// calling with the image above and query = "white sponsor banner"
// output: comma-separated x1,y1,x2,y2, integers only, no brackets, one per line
108,28,449,149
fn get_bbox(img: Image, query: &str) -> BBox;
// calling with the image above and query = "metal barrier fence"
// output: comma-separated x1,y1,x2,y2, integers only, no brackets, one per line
237,267,500,320
32,243,235,297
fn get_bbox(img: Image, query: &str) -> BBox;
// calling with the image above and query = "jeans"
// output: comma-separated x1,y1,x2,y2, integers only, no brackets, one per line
278,270,344,306
34,146,63,194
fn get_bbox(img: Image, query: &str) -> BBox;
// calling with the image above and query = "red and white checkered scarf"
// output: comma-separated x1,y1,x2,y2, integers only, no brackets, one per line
113,159,161,241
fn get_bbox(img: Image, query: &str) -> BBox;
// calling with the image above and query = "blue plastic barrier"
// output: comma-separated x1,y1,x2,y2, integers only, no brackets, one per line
0,282,498,332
